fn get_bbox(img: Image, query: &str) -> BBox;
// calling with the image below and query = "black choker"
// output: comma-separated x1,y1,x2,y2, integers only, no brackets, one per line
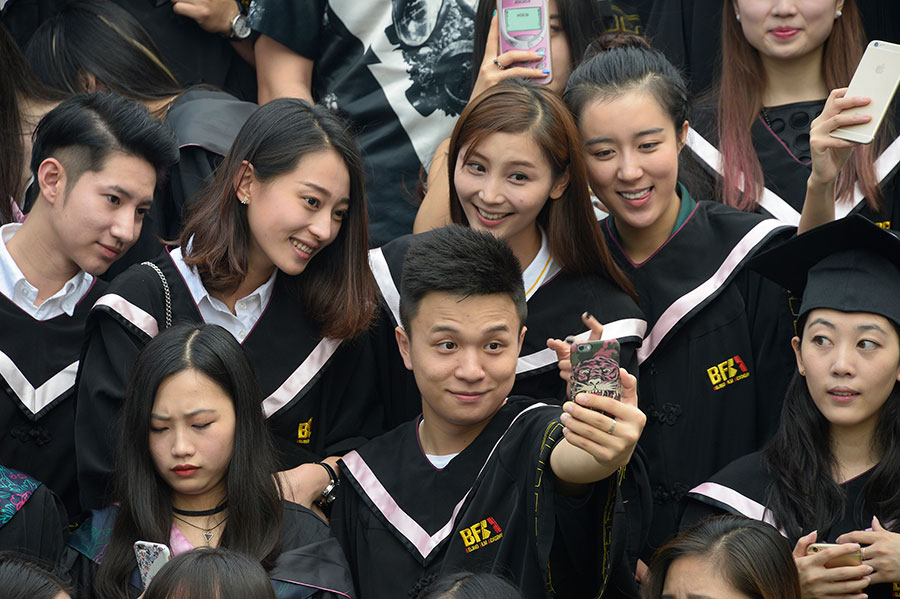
172,502,227,517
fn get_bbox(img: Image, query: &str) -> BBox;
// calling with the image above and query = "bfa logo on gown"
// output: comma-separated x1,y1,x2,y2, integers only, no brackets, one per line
297,418,313,444
706,355,750,390
459,516,504,553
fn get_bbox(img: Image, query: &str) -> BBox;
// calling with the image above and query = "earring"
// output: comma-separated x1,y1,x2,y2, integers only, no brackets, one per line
240,196,249,205
835,9,842,17
735,13,741,21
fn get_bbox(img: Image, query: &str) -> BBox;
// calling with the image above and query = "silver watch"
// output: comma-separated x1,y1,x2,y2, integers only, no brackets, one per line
230,11,251,40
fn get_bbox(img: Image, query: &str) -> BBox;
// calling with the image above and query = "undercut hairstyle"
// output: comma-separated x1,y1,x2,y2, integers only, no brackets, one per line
418,571,523,599
717,0,882,212
449,79,636,300
179,98,376,339
142,548,276,599
29,92,178,199
24,0,182,102
642,515,802,599
399,225,527,333
0,552,72,599
96,325,284,599
761,315,900,541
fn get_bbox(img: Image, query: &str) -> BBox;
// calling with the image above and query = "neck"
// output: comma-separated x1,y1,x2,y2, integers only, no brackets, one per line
210,244,275,313
761,49,828,106
6,209,82,303
145,94,180,120
171,487,227,514
614,188,681,264
418,404,503,456
830,420,881,483
505,224,542,273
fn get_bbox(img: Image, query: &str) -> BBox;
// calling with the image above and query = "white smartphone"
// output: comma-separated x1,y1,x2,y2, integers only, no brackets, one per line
497,0,551,85
830,40,900,144
134,540,171,589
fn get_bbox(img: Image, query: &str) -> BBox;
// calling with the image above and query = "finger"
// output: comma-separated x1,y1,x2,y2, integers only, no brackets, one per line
582,312,604,340
872,515,885,532
493,66,550,80
484,13,500,62
571,394,641,428
494,49,545,67
546,337,571,360
619,368,637,408
793,530,818,557
837,531,878,545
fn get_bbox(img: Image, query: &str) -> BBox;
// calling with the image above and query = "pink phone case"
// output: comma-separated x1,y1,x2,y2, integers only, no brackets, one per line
497,0,551,84
570,339,621,401
134,540,171,589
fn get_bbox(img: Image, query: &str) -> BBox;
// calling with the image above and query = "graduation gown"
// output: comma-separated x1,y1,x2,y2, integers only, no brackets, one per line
332,398,651,599
63,502,355,599
688,99,900,229
368,231,647,426
104,88,258,280
602,199,796,556
0,278,106,517
684,452,896,599
76,249,384,510
0,465,68,564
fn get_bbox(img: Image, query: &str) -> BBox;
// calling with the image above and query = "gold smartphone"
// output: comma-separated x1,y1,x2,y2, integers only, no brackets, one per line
807,543,863,568
830,40,900,145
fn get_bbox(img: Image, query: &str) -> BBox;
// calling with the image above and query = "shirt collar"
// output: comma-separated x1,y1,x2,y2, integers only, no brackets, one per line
521,228,559,301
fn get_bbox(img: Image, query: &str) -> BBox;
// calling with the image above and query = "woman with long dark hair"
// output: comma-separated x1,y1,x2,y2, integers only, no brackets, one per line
142,548,276,599
76,98,379,514
643,515,802,599
685,217,900,599
65,324,353,599
689,0,898,229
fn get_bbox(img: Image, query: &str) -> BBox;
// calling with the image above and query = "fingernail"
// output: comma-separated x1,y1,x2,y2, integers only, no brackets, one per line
537,48,545,56
542,69,550,74
866,566,874,574
563,401,574,413
492,9,497,16
560,412,569,424
575,393,589,404
565,335,575,344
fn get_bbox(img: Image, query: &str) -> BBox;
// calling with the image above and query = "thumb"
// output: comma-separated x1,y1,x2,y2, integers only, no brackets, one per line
619,368,637,408
873,515,885,532
793,530,818,557
484,12,500,61
546,337,571,361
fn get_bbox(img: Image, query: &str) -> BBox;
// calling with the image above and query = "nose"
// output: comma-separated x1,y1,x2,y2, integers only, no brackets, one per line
307,207,336,242
171,426,195,458
454,347,486,382
110,206,139,245
617,150,643,182
478,176,506,206
830,343,856,377
771,0,798,15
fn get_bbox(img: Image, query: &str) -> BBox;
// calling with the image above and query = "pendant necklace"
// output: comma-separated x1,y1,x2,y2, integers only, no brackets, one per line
172,513,228,544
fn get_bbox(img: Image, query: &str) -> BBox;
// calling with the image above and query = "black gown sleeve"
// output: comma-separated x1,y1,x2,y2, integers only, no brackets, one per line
0,482,68,565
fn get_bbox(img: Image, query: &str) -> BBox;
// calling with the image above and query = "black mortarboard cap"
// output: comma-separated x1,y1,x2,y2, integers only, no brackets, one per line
750,215,900,325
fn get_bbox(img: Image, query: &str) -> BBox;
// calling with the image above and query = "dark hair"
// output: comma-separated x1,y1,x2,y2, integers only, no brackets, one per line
761,315,900,541
642,515,802,599
178,98,375,339
24,0,182,102
0,24,66,223
399,225,527,332
471,0,611,90
717,0,882,211
142,548,276,599
448,79,636,299
95,325,284,599
418,571,523,599
0,552,72,599
29,92,179,201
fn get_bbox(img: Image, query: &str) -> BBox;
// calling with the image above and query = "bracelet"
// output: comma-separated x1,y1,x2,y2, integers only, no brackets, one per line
315,462,339,507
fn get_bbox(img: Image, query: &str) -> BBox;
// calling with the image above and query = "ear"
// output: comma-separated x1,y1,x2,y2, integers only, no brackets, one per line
835,0,845,15
732,0,740,19
549,170,570,200
77,71,102,93
36,158,66,206
234,160,255,205
677,120,689,153
395,326,414,371
791,336,805,376
517,325,527,354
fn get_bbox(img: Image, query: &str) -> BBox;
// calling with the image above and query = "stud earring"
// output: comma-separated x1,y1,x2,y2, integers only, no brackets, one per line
835,9,842,17
240,196,249,205
735,13,741,21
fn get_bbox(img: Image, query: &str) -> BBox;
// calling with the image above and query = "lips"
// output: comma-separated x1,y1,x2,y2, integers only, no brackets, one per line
828,387,860,403
617,187,653,207
450,391,487,403
172,464,199,477
290,237,318,259
472,206,510,227
98,243,122,260
771,26,800,39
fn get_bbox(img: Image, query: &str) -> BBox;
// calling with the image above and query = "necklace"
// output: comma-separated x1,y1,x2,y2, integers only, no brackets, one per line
760,107,773,129
172,513,228,544
172,502,227,517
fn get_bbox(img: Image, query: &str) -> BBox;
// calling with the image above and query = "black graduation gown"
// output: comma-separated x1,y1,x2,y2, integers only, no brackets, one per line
689,99,900,229
684,452,896,599
103,88,258,280
368,232,647,427
0,465,68,564
63,502,355,599
0,278,106,518
75,250,384,510
332,398,651,599
602,200,796,557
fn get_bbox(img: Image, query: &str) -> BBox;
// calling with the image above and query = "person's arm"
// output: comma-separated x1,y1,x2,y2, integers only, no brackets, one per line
413,138,453,233
254,35,314,104
837,516,900,586
170,0,255,65
792,531,873,599
799,88,872,234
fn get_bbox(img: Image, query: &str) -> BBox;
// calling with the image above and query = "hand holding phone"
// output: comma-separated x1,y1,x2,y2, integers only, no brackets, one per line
807,543,863,568
134,540,171,589
497,0,551,85
570,339,621,402
830,40,900,144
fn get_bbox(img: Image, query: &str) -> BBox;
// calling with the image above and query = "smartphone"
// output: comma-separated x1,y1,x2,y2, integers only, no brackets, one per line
807,543,863,568
134,540,171,589
497,0,552,85
570,339,621,401
830,40,900,144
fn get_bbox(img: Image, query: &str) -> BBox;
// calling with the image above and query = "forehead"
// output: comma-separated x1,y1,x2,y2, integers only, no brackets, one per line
410,291,522,334
152,369,234,413
581,90,673,137
272,148,351,200
70,151,157,194
461,131,548,164
804,308,897,332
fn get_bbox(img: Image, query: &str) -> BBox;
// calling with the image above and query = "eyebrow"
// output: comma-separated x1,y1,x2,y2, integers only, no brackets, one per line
430,324,511,335
299,181,333,198
151,409,217,421
468,150,538,170
807,319,888,335
584,128,666,146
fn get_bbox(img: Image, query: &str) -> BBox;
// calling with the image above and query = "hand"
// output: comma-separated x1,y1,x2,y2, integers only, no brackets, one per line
171,0,240,36
560,367,645,471
808,87,872,188
277,457,341,521
837,516,900,585
793,531,872,599
547,312,604,398
470,13,547,101
635,558,649,583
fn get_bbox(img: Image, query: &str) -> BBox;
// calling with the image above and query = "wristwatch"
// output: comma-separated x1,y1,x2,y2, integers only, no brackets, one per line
229,3,251,40
315,462,339,507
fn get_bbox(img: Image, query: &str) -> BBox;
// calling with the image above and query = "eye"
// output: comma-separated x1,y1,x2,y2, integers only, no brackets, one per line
106,194,121,205
591,148,615,160
509,173,528,183
639,141,661,151
149,426,169,433
466,162,486,174
859,339,880,350
192,422,212,430
333,208,348,221
485,341,504,351
136,206,150,217
303,197,320,208
811,335,831,347
438,341,457,351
